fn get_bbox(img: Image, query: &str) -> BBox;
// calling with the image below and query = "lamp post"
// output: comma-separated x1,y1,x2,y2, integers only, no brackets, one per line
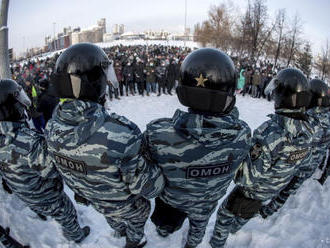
184,0,187,47
53,22,56,51
0,0,11,78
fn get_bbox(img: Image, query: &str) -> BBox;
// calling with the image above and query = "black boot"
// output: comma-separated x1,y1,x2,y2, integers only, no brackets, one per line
2,179,12,194
75,226,90,244
113,229,126,238
125,236,147,248
37,213,47,221
156,226,169,238
184,243,196,248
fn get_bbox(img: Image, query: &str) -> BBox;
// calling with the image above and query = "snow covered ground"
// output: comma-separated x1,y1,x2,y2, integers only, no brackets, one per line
1,94,329,248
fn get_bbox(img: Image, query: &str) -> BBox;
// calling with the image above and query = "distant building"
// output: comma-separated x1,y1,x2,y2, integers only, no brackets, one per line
97,18,106,33
144,30,170,40
112,24,125,35
71,18,106,45
45,19,106,51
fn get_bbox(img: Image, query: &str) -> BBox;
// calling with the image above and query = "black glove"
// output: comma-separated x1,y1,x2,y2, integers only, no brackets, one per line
225,187,262,219
53,178,63,192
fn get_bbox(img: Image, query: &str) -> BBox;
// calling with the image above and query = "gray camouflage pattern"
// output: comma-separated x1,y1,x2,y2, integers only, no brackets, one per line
45,100,163,243
210,108,314,248
235,108,314,201
0,121,85,242
144,107,251,247
260,106,330,217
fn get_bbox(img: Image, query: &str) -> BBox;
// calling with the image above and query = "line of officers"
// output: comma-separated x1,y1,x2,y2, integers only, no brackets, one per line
0,43,329,248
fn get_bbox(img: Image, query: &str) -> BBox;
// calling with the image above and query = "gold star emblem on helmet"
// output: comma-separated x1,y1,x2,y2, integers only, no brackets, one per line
195,74,208,87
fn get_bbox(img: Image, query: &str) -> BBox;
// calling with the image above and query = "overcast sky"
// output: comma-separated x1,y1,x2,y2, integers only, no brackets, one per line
7,0,330,55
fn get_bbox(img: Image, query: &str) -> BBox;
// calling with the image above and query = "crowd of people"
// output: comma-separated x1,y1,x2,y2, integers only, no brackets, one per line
9,44,291,129
9,45,192,132
1,43,329,248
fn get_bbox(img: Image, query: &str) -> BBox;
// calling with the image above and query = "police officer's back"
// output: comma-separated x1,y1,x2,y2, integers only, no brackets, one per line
45,43,164,248
210,68,314,248
144,48,251,248
307,79,330,184
0,79,89,243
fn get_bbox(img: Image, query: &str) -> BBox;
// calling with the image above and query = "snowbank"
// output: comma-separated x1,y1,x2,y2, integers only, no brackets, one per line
1,94,329,248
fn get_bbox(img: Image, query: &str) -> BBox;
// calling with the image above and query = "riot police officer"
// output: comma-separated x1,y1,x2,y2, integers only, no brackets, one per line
143,48,251,248
45,43,164,248
258,79,330,218
210,68,314,247
0,79,89,243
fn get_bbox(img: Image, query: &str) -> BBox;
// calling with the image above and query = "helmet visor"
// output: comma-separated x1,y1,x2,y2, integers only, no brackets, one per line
15,86,31,108
103,64,119,89
264,78,278,96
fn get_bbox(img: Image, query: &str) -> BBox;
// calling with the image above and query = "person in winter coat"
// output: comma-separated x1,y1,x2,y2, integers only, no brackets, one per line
145,60,157,95
143,48,251,248
251,69,261,98
36,79,59,124
155,61,167,96
165,59,178,95
237,68,245,94
134,59,146,96
123,62,135,96
114,62,124,97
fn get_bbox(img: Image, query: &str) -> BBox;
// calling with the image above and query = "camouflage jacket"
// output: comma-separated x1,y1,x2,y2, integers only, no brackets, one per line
304,107,330,176
144,107,251,213
236,108,314,201
0,121,61,206
45,100,164,207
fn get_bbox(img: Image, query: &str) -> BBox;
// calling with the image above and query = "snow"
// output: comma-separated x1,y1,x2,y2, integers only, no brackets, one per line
96,40,199,50
1,94,330,248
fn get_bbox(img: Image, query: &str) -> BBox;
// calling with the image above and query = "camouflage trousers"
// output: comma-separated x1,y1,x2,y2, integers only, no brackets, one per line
185,209,217,247
209,204,249,248
260,153,327,218
29,192,85,242
259,176,306,218
92,197,151,243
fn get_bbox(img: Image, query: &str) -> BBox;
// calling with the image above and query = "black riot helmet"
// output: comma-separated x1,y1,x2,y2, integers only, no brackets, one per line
53,43,111,104
308,79,330,108
265,68,311,110
176,48,237,114
0,79,31,122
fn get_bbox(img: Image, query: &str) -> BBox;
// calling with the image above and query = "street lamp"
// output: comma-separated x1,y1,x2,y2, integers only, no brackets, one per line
53,22,56,51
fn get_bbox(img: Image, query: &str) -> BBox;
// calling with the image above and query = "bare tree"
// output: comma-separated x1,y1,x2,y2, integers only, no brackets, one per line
237,0,271,64
295,41,313,78
273,9,286,68
233,3,252,59
0,0,10,79
314,40,330,81
284,14,302,67
194,3,234,52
